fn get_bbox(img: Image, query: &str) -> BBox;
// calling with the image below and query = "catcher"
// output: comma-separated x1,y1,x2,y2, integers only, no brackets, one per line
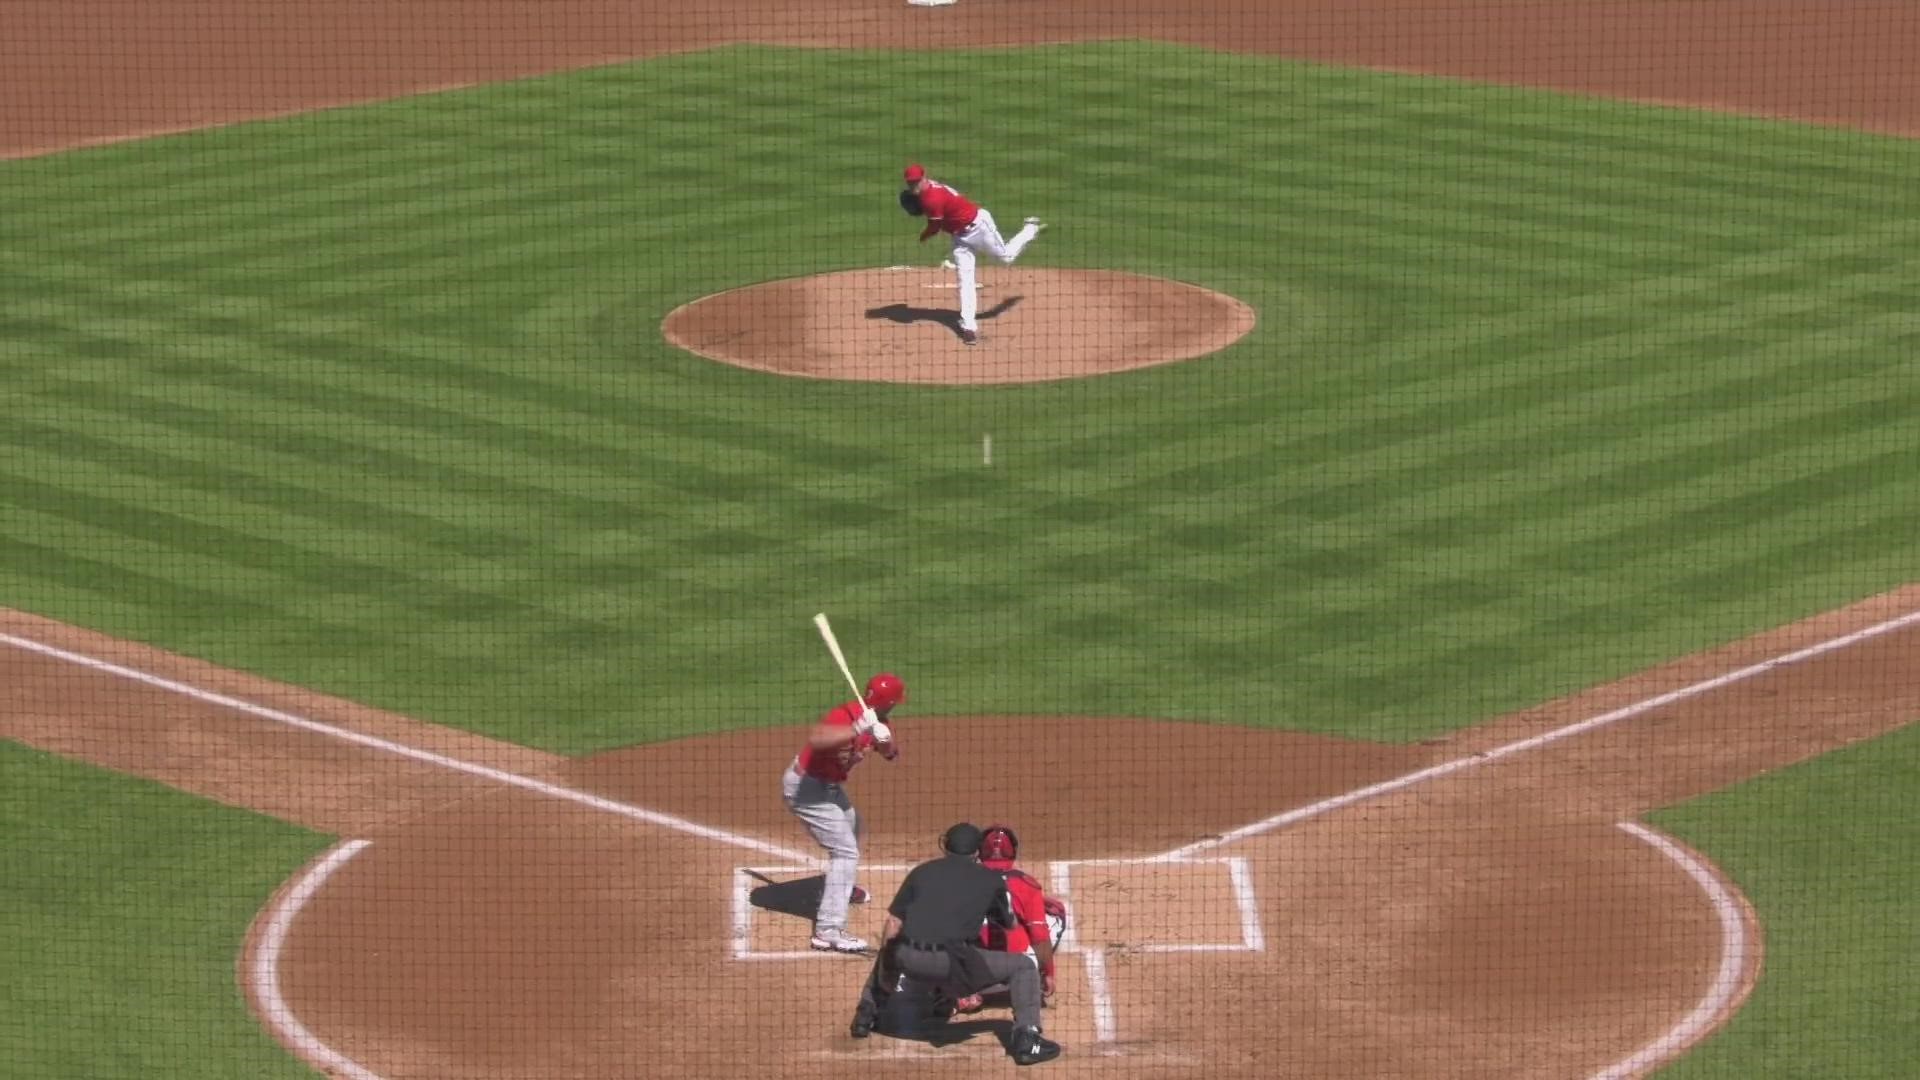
951,823,1067,1014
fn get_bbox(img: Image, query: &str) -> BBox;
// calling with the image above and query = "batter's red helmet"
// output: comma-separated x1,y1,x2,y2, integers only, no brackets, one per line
864,672,906,709
980,824,1019,863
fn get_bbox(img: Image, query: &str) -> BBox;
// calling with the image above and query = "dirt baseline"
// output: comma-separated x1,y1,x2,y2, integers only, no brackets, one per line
661,268,1258,384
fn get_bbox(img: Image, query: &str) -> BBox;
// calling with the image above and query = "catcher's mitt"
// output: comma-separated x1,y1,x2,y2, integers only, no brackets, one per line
898,188,924,216
1044,896,1069,943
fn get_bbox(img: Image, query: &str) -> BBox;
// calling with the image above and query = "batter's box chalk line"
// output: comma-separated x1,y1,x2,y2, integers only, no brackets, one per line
730,857,1263,961
730,856,1265,1046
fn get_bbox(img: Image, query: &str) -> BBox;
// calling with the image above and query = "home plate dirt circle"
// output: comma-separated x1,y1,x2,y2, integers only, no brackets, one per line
660,267,1258,384
253,717,1732,1078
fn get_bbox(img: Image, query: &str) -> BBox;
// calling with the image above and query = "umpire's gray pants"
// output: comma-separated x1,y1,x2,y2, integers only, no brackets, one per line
868,942,1045,1033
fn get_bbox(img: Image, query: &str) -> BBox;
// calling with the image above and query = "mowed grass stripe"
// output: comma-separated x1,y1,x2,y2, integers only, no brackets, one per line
1190,238,1920,426
0,528,293,623
0,460,614,635
0,502,465,657
1004,414,1913,669
1023,319,1910,517
21,373,670,527
0,415,536,559
16,364,951,613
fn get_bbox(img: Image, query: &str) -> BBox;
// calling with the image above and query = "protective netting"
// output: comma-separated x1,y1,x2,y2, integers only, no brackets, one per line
3,2,1919,1078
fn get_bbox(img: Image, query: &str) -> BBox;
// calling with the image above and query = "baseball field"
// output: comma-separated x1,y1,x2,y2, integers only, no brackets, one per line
3,1,1918,1077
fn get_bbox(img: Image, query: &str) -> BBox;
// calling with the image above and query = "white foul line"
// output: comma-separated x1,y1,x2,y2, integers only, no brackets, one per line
0,632,815,865
249,840,380,1080
730,869,755,961
1152,606,1920,862
1227,857,1265,953
1048,860,1118,1043
1595,823,1754,1080
1080,949,1118,1044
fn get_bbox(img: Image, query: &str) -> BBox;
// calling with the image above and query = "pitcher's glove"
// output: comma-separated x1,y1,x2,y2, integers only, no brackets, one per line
899,188,924,216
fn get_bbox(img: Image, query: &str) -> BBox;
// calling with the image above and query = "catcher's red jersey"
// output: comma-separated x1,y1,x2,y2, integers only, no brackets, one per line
980,868,1051,955
916,181,979,236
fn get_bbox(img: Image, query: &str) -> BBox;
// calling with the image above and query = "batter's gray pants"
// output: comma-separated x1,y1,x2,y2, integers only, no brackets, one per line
781,765,862,931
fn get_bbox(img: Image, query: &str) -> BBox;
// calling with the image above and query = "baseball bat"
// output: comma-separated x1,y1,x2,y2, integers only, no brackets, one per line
812,613,866,703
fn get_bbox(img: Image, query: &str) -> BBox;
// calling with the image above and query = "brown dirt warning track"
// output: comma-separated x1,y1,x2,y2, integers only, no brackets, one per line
5,586,1919,1077
5,0,1920,159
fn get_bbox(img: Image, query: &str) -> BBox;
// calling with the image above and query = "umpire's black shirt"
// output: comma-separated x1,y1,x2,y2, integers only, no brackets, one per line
889,853,1013,944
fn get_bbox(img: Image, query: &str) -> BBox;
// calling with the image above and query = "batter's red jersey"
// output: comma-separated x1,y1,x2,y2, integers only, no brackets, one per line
794,700,879,783
980,865,1051,956
916,180,979,238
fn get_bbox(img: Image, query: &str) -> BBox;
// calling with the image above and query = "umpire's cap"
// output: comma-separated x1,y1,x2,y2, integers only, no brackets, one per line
942,822,984,856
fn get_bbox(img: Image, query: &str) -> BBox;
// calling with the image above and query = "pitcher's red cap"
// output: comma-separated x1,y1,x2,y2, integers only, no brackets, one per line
904,163,926,182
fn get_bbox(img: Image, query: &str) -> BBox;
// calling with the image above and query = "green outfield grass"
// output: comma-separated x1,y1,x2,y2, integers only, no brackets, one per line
1654,722,1920,1078
0,741,325,1078
3,41,1918,1077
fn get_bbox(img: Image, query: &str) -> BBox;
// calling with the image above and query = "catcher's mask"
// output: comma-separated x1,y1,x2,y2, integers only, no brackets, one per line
980,824,1019,864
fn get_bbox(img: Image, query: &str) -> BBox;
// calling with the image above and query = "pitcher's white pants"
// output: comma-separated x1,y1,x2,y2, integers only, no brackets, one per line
950,209,1041,333
782,764,862,931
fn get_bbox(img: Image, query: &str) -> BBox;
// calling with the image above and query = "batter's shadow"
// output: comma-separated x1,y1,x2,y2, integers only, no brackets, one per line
744,872,832,921
864,296,1022,341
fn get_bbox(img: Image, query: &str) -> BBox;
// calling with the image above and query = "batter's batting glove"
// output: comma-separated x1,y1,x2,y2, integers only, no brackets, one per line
852,707,881,735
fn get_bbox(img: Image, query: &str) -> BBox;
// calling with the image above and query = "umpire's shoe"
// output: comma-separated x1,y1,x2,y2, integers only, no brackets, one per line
1010,1026,1062,1066
850,1010,875,1039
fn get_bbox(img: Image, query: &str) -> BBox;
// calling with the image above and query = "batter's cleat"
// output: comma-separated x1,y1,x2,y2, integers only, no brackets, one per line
1010,1027,1062,1066
960,329,979,345
953,993,985,1014
941,258,958,270
810,926,870,953
849,885,870,905
1024,216,1047,231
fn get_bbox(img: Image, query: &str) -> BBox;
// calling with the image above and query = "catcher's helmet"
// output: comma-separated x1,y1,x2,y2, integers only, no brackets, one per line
980,824,1019,863
865,672,906,709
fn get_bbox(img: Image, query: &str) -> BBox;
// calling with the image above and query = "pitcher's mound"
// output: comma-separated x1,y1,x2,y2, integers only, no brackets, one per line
662,266,1256,385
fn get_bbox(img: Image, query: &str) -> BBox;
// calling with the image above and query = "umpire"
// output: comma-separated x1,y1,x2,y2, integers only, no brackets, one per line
851,822,1063,1066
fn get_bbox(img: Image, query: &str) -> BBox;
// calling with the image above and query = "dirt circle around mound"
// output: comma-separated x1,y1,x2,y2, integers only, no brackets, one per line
253,716,1734,1079
661,268,1258,385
